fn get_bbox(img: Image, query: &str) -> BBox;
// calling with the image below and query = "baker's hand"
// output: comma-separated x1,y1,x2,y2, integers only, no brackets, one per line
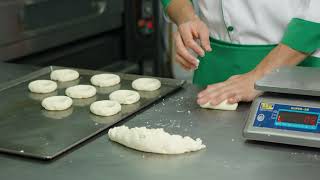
197,71,263,105
174,16,211,70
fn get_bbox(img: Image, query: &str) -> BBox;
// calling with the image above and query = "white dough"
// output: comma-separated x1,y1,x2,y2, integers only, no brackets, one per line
200,100,238,111
108,126,206,154
109,90,140,104
132,78,161,91
65,85,96,99
90,100,121,117
28,80,57,94
50,69,79,82
90,74,120,87
41,96,73,111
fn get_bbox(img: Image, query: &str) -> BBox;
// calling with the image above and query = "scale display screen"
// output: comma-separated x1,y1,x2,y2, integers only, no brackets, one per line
253,103,320,132
277,111,318,126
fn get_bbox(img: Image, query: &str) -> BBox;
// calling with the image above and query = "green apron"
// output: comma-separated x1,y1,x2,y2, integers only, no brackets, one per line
193,38,320,86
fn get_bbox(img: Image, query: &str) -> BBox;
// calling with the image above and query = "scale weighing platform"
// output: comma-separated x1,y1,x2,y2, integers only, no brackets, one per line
243,66,320,148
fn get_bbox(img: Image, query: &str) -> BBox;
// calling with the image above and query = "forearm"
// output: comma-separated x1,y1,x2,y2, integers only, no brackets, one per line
253,43,309,78
166,0,197,25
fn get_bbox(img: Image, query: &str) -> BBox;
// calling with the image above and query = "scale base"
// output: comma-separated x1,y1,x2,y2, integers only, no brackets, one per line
243,93,320,149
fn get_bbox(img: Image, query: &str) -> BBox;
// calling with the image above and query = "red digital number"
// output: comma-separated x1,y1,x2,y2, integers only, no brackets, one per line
304,115,317,125
277,116,281,122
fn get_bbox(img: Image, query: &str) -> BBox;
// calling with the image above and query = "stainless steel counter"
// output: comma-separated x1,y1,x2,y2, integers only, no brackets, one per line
0,63,320,180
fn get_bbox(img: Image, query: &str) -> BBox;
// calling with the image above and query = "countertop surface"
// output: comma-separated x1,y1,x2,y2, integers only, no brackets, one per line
0,63,320,180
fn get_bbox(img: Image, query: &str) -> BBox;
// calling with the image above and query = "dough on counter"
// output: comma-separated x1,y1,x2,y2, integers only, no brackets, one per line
90,100,121,117
108,126,206,154
65,85,96,99
132,78,161,91
200,100,238,111
109,90,140,104
28,80,57,94
50,69,79,82
41,96,73,111
90,74,120,87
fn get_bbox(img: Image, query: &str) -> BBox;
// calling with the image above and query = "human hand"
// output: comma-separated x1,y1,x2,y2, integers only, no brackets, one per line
174,16,211,70
197,71,263,106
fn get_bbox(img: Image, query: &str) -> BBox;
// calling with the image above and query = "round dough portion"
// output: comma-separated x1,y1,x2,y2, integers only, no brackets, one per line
109,90,140,104
132,78,161,91
200,100,238,111
65,85,96,99
41,96,73,111
50,69,79,82
90,100,121,117
28,80,57,94
91,74,120,87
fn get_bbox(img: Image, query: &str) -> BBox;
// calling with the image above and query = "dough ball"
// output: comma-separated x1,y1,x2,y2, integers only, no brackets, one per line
90,100,121,117
65,85,96,99
200,100,238,111
109,90,140,104
50,69,79,82
132,78,161,91
108,126,206,154
41,96,73,111
91,74,120,87
28,80,57,94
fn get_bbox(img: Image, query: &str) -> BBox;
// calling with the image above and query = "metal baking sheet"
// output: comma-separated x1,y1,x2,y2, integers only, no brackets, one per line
0,66,185,160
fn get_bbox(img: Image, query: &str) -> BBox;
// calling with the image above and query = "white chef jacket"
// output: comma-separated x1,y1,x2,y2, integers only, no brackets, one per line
193,0,320,57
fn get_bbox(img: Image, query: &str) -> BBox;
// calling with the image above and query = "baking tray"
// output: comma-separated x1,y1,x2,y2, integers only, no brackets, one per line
0,66,185,160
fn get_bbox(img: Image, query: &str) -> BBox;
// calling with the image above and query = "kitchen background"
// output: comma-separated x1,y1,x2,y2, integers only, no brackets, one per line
0,0,194,81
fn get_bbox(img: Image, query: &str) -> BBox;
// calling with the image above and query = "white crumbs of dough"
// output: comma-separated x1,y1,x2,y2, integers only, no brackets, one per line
50,69,79,82
108,126,206,154
132,78,161,91
65,85,96,99
109,90,140,104
90,74,120,87
28,80,57,94
90,100,121,116
200,100,238,111
41,96,73,111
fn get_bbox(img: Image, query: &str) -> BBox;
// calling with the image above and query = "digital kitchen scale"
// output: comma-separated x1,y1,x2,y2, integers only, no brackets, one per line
243,66,320,148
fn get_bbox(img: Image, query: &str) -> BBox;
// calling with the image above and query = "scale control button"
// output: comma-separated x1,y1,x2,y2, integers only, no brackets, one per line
257,114,265,121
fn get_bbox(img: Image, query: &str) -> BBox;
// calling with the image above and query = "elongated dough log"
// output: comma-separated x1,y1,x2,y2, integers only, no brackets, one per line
108,126,206,154
200,100,238,111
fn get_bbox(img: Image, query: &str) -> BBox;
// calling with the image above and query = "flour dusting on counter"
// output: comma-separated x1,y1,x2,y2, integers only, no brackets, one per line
108,126,206,154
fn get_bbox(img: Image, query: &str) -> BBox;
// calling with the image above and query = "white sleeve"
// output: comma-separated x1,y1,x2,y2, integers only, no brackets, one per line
299,0,320,23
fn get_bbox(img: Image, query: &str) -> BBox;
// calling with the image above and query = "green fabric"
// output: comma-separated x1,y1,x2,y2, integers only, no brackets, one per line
193,38,320,86
160,0,193,11
282,18,320,54
161,0,172,10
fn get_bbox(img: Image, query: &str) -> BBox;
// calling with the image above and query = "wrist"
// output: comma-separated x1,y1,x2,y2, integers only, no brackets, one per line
176,12,199,26
168,0,198,26
251,67,268,81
